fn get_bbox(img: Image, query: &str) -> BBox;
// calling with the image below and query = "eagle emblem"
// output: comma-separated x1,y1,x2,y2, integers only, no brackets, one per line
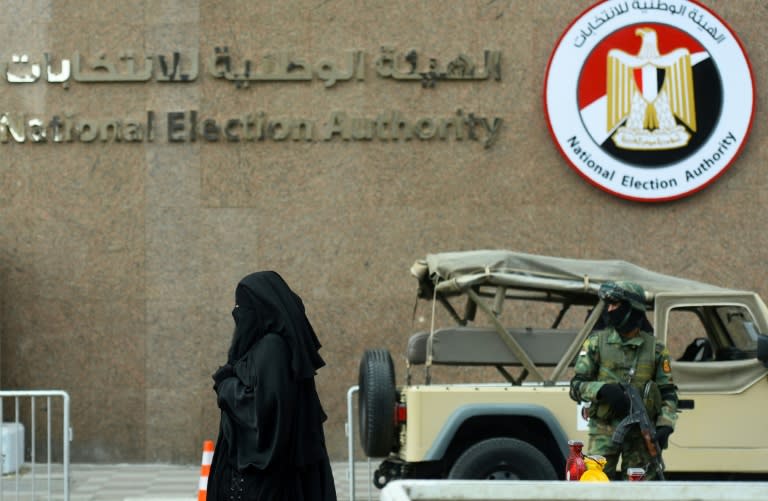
607,27,696,150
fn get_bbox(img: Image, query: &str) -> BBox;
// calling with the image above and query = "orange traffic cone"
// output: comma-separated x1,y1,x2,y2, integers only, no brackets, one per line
198,440,214,501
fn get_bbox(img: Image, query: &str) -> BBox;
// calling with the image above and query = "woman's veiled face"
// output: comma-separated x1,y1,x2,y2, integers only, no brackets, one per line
228,285,271,362
228,270,325,374
232,304,242,325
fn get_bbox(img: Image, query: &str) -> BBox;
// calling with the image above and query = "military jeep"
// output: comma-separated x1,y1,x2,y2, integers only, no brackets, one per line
356,250,768,486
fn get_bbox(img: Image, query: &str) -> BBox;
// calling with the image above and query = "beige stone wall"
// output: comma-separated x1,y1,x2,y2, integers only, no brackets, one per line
0,0,765,463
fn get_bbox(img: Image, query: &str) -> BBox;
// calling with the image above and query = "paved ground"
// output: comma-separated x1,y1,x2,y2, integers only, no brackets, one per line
0,461,380,501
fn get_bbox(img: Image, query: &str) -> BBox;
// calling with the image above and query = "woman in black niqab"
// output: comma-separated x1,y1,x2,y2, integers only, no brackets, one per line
207,271,337,501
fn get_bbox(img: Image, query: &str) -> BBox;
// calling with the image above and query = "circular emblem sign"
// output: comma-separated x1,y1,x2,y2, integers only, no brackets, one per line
544,0,755,202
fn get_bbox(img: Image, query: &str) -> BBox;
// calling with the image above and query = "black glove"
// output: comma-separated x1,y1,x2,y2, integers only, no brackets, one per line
655,426,673,449
212,364,234,386
597,383,630,416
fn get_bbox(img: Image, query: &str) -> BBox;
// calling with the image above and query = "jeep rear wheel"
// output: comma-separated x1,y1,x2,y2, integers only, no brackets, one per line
448,437,557,480
358,349,396,457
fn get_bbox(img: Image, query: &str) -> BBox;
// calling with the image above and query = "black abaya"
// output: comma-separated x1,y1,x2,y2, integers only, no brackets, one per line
208,272,337,501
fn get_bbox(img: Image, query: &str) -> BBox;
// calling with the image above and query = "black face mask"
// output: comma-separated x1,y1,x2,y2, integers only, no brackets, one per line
602,302,640,335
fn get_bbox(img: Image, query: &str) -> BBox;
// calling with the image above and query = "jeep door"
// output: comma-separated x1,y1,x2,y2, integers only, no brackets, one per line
655,292,768,473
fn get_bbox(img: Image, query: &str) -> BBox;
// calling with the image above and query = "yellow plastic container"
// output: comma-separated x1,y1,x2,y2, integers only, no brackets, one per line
579,455,610,482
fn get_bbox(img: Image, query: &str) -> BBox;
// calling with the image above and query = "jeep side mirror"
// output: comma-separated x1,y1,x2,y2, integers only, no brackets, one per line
758,334,768,367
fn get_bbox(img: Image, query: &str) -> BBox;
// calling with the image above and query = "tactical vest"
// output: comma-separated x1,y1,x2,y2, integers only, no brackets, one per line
593,329,662,420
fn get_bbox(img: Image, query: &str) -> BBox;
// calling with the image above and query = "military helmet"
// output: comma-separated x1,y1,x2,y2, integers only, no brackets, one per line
598,280,646,312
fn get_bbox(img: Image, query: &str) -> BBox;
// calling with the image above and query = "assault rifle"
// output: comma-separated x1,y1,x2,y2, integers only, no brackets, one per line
611,382,665,480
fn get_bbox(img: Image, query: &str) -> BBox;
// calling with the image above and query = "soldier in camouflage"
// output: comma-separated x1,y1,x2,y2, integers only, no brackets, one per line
569,281,678,480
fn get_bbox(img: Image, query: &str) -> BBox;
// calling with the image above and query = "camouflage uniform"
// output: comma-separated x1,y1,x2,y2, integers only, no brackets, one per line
570,281,678,480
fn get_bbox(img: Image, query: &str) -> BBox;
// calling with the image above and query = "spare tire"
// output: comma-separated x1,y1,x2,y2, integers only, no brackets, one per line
358,349,396,457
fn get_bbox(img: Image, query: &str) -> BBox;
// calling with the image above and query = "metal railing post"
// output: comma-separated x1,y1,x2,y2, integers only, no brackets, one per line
346,385,359,501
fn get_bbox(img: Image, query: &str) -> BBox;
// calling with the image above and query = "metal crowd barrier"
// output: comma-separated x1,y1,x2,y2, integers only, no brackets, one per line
379,480,768,501
0,391,71,501
346,385,378,501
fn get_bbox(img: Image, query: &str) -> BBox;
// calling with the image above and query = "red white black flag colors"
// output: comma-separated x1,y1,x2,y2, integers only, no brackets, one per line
544,0,754,202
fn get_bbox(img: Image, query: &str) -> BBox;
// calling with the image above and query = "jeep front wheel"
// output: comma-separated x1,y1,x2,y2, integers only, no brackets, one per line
358,349,396,457
448,437,557,480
